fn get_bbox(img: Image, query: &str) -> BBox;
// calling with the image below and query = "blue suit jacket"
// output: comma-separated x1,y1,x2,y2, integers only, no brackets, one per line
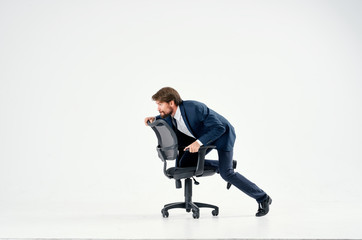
157,100,236,151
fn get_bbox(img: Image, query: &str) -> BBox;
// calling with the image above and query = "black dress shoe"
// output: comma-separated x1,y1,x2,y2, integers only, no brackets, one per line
256,195,272,217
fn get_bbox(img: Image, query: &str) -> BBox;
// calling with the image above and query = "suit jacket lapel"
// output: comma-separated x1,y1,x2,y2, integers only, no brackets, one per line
179,102,196,136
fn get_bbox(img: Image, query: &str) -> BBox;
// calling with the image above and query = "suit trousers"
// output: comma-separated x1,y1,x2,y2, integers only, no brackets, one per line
176,129,267,203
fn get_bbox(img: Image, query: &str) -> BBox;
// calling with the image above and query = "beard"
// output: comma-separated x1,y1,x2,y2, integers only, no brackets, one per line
159,108,173,119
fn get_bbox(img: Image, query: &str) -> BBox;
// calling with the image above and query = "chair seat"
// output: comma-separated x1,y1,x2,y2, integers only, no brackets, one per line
166,165,217,179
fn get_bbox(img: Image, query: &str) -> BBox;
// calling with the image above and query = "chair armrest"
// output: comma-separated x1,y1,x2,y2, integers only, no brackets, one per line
195,145,216,176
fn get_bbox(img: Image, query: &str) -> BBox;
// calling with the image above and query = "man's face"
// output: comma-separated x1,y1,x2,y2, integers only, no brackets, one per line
156,101,173,118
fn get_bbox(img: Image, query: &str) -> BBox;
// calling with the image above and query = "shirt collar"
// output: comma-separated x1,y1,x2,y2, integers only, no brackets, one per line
173,106,181,121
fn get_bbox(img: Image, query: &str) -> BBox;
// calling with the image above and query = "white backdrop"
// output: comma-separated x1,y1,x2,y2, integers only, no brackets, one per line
0,0,361,217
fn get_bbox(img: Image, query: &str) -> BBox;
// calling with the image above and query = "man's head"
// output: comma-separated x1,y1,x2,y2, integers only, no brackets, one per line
152,87,182,118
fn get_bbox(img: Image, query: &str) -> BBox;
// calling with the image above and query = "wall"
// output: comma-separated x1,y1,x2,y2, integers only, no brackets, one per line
0,0,361,216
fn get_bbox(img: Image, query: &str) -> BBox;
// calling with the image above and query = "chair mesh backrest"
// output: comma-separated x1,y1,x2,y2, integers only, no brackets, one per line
149,119,178,161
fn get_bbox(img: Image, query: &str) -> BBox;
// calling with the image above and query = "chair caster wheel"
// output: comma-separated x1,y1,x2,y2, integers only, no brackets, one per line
161,209,169,218
192,210,199,219
186,209,191,213
212,209,219,216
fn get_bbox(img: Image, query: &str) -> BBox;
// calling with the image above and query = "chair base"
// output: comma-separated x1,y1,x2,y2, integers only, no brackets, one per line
161,178,219,219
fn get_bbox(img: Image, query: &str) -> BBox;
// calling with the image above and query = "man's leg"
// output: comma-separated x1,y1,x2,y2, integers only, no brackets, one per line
178,150,219,168
179,149,219,169
176,130,198,167
178,151,198,167
218,150,268,203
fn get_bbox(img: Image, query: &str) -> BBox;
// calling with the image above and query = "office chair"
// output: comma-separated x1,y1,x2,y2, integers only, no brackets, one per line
148,118,236,219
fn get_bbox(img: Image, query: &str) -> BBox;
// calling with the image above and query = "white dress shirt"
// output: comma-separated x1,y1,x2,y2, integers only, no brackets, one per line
173,107,203,146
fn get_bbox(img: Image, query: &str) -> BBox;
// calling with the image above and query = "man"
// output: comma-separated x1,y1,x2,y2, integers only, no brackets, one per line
144,87,272,217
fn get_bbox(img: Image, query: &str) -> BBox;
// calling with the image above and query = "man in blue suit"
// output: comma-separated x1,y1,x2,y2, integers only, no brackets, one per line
144,87,272,217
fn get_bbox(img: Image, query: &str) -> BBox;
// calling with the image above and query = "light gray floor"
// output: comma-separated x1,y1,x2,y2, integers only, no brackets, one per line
1,198,362,239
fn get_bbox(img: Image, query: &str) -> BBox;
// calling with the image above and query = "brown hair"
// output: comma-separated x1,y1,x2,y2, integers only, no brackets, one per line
152,87,183,106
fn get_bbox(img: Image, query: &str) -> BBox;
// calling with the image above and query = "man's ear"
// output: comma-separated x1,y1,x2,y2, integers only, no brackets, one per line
169,100,175,107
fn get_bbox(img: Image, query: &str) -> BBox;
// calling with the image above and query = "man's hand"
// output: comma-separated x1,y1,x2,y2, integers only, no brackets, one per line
184,141,201,153
144,117,156,126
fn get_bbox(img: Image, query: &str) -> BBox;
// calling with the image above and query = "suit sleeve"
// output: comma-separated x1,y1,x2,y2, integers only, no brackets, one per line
197,105,226,146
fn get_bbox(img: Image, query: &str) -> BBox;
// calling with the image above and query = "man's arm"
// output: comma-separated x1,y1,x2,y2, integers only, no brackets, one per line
184,141,201,153
197,107,226,146
144,116,156,125
184,103,226,152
